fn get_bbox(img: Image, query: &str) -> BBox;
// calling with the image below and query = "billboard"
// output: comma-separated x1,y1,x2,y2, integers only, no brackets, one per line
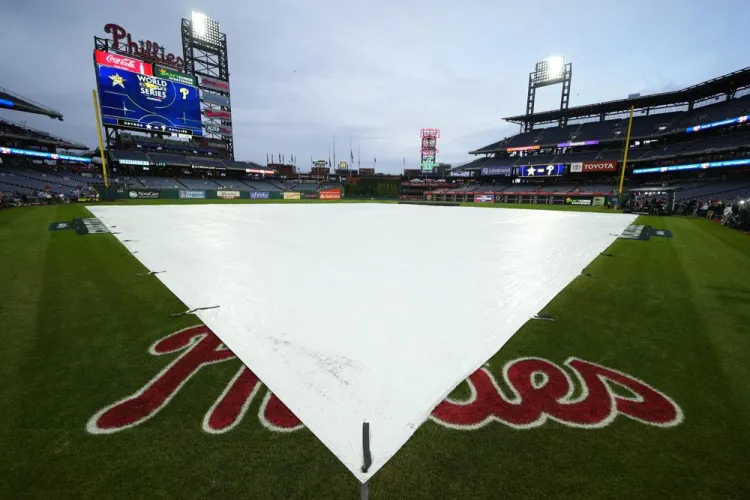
480,166,512,176
204,109,232,120
338,161,348,170
557,140,599,148
202,90,231,108
218,125,233,137
179,190,206,199
319,189,341,200
570,162,583,173
580,161,618,173
96,64,202,136
686,115,747,133
633,157,750,174
474,194,495,202
283,192,301,200
506,145,540,153
217,190,240,199
518,164,564,177
94,50,152,75
565,197,593,206
250,191,270,199
127,190,159,199
200,75,231,93
153,64,197,86
0,146,91,163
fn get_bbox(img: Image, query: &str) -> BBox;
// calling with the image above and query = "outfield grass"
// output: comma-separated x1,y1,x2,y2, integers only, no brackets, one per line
1,203,749,499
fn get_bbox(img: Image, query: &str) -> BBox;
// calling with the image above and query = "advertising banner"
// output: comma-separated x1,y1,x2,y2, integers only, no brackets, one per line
202,90,231,108
581,161,618,173
564,197,593,206
200,75,231,93
474,194,495,203
250,191,270,199
570,162,583,173
557,140,599,148
204,109,232,120
283,192,301,200
154,64,197,86
319,189,341,200
506,145,540,153
303,192,319,199
127,190,159,199
94,49,152,75
217,190,241,199
218,125,233,137
118,158,150,166
97,64,202,136
0,146,91,163
179,190,206,199
592,196,606,207
480,166,512,176
518,164,564,177
203,124,220,134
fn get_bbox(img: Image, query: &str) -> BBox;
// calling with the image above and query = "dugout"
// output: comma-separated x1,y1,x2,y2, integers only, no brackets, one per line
623,186,679,216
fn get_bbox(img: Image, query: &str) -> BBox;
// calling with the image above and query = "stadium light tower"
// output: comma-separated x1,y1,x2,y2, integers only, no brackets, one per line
524,56,572,132
181,11,233,158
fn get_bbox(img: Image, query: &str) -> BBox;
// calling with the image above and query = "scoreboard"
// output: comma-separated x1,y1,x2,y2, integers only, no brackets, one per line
96,64,203,136
518,163,564,177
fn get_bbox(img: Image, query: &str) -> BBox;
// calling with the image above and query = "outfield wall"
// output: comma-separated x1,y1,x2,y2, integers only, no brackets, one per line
98,188,342,201
423,192,612,207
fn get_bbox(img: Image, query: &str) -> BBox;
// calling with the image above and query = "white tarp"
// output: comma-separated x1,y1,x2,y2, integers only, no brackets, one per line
87,204,636,482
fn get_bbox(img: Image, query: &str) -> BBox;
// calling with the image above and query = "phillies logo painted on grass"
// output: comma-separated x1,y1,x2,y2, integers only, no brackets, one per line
86,326,683,435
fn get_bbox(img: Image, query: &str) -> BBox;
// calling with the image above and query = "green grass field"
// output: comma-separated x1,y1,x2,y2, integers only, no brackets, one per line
1,202,749,499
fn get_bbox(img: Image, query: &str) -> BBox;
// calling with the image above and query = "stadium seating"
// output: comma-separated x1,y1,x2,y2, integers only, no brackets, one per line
176,178,221,189
212,179,250,190
0,170,85,196
242,180,282,191
137,177,182,189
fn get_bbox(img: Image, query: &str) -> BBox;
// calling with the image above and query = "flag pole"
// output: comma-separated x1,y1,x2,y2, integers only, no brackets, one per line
618,105,635,198
91,89,109,188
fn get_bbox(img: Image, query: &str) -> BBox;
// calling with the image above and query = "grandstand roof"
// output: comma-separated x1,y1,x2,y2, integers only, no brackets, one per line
0,86,64,120
504,67,750,126
1,117,88,150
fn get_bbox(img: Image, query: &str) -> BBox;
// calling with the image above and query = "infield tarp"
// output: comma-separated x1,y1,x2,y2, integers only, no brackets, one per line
87,204,636,483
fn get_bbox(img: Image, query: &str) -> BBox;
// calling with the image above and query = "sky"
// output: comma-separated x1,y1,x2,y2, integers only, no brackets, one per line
1,0,749,173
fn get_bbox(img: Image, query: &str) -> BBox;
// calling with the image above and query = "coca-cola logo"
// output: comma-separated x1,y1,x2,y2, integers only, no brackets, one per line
86,326,683,435
95,49,153,76
104,23,184,71
106,54,135,68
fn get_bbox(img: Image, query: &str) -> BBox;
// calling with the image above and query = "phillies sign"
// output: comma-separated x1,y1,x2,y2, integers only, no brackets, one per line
86,326,683,435
103,23,185,71
581,161,619,173
94,50,153,76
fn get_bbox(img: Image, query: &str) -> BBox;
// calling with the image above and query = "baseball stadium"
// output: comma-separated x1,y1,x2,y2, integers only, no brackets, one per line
1,9,749,500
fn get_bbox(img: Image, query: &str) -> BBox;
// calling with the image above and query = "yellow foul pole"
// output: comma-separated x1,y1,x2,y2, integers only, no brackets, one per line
618,105,635,197
91,89,109,188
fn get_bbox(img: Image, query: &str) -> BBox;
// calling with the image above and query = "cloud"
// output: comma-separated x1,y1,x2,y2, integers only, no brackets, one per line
2,0,750,173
